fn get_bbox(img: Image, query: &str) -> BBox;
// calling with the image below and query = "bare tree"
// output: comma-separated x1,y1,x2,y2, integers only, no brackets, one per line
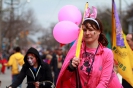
97,6,112,34
1,0,42,50
39,23,59,50
122,3,133,34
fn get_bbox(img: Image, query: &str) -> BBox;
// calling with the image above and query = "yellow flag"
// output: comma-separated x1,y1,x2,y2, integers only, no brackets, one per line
112,0,133,86
76,2,88,58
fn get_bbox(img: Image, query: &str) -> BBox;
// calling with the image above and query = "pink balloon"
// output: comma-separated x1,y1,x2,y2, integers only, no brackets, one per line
53,21,79,44
58,5,82,25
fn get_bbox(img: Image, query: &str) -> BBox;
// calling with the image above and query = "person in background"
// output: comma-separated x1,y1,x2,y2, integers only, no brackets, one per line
43,54,52,65
0,52,3,73
0,62,2,74
5,46,24,88
126,33,133,50
0,57,7,74
7,47,53,88
56,6,123,88
0,52,2,74
122,33,133,88
50,47,65,86
41,48,52,65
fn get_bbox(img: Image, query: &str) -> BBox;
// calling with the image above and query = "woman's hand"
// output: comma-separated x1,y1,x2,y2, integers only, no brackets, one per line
71,57,80,68
34,81,40,88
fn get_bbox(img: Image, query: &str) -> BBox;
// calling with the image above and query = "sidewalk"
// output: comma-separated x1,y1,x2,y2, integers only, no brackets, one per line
0,68,26,88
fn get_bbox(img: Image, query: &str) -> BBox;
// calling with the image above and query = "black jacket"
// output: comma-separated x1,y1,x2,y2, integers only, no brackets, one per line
50,53,65,85
9,47,53,88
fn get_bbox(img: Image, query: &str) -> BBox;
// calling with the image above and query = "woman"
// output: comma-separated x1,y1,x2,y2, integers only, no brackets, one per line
7,47,53,88
56,9,123,88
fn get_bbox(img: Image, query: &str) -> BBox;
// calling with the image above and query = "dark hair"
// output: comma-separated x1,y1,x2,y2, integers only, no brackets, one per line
83,18,108,46
15,46,21,52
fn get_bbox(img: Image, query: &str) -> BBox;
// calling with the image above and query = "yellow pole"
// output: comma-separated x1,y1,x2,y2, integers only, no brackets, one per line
75,2,88,58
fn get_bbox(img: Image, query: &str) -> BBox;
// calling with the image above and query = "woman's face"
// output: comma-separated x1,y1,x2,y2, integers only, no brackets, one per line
27,53,37,66
82,23,100,44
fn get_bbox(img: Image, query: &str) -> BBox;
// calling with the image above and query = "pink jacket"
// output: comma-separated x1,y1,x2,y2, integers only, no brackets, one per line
56,42,123,88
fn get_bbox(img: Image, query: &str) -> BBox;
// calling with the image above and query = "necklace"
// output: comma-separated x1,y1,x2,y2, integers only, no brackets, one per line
84,44,100,86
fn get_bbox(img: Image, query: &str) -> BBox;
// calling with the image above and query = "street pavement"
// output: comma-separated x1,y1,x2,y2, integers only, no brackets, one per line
0,68,26,88
0,68,122,88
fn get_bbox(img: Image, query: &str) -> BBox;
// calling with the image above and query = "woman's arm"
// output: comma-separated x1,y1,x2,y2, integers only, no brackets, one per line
8,65,27,88
4,55,14,67
62,57,79,81
96,49,114,88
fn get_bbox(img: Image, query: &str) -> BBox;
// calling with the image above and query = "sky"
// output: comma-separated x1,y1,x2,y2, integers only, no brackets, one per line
27,0,133,41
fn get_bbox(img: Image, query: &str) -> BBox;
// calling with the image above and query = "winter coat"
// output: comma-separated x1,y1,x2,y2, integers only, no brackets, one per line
56,42,123,88
9,47,53,88
5,52,24,75
50,53,65,85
